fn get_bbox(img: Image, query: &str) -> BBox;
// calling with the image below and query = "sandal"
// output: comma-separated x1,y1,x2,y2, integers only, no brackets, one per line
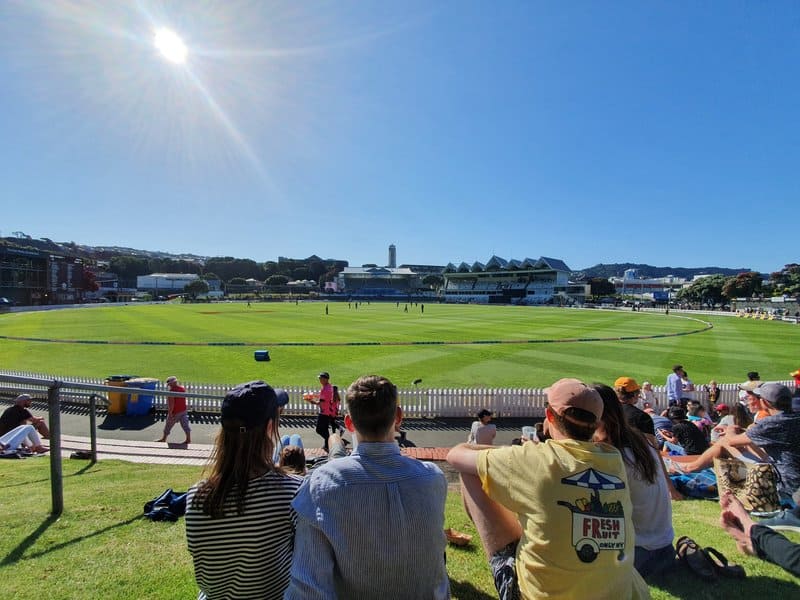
703,546,746,578
676,536,717,581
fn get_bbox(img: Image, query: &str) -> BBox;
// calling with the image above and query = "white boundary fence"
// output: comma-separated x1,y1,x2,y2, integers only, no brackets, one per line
1,369,789,419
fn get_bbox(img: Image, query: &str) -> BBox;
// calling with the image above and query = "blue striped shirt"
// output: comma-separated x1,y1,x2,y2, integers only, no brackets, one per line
286,442,450,599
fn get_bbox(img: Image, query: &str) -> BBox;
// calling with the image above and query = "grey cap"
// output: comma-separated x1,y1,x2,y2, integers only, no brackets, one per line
753,382,792,407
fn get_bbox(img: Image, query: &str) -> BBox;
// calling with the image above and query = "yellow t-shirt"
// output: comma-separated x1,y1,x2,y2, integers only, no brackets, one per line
477,439,651,600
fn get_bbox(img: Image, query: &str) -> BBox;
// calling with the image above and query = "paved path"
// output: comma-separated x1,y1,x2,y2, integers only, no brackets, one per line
7,398,532,470
58,434,451,466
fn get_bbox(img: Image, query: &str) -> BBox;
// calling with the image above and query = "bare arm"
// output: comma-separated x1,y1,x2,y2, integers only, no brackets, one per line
447,443,493,476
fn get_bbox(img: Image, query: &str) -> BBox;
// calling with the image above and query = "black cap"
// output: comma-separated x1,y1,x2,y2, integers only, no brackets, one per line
667,406,687,421
221,381,278,432
275,388,289,407
318,372,330,379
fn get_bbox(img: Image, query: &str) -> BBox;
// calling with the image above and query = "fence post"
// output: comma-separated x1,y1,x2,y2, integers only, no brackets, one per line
89,394,99,463
48,380,64,517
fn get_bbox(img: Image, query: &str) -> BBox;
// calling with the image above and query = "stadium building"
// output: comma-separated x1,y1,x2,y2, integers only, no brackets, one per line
442,256,578,305
136,273,199,292
336,266,421,297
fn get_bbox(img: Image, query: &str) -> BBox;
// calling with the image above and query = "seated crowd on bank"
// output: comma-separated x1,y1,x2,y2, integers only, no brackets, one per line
180,364,800,599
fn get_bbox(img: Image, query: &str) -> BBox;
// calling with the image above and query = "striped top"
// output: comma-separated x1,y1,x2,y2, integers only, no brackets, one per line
185,470,303,600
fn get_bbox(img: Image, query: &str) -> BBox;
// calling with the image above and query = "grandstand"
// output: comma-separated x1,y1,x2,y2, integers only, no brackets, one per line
443,256,581,305
336,266,419,297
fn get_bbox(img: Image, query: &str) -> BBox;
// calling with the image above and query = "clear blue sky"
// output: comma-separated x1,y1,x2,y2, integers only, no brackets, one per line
2,1,797,273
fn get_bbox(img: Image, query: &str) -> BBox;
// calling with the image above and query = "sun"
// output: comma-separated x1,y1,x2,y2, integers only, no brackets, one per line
153,28,188,64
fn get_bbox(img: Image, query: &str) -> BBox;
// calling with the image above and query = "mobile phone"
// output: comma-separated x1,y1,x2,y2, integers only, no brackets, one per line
522,426,537,441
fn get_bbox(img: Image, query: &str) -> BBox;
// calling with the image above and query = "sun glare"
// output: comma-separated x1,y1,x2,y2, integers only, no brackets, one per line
154,28,188,64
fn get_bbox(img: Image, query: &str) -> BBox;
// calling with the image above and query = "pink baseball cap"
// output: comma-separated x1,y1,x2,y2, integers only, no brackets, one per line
545,378,603,422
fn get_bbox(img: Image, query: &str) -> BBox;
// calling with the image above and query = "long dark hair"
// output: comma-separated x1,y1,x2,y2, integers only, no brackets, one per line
733,403,753,430
194,421,278,518
593,384,658,484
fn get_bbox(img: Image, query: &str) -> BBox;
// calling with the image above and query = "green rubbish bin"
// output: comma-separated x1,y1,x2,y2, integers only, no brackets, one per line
126,377,159,416
104,375,137,415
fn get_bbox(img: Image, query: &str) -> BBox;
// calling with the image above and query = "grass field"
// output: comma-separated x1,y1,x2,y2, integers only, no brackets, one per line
1,302,798,388
1,458,797,599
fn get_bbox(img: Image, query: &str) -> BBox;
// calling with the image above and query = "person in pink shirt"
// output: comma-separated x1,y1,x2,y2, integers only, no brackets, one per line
305,372,340,452
157,376,191,446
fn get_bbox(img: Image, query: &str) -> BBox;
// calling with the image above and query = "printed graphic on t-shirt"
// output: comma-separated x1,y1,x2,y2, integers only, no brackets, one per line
556,468,627,564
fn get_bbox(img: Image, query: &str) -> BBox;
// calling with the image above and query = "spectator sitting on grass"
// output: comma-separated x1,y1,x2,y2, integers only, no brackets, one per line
593,384,675,580
286,375,449,599
468,408,497,445
710,403,752,443
0,394,49,439
279,445,307,476
614,377,657,444
660,406,710,456
185,380,303,600
447,378,649,599
687,401,713,439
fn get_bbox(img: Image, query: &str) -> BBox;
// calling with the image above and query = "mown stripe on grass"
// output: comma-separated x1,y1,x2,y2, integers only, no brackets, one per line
0,318,712,347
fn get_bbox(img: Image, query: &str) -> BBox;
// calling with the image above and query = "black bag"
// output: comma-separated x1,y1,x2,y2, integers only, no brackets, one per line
144,488,188,521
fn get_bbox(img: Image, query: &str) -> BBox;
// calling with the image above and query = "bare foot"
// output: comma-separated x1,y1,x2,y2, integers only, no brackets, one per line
719,492,756,556
155,438,166,443
32,445,49,453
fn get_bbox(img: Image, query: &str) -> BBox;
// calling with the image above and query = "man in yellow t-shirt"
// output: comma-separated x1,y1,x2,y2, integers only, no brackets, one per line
447,378,650,600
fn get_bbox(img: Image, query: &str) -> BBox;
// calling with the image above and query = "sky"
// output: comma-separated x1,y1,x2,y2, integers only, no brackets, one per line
2,1,798,274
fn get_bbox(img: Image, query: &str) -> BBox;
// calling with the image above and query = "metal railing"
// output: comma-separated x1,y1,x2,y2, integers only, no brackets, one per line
0,373,219,516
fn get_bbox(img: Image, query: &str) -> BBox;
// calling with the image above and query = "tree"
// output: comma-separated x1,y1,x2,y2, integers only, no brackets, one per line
229,277,247,286
184,279,209,299
722,272,763,299
677,275,727,306
263,261,279,278
769,264,800,295
589,277,616,297
291,267,312,281
205,257,265,282
422,275,444,290
109,256,150,280
266,275,289,286
82,269,100,292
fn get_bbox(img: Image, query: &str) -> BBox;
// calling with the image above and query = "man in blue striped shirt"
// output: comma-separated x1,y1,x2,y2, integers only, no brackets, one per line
286,375,450,600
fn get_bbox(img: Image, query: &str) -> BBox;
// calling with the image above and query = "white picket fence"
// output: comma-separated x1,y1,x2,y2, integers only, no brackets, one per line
1,369,790,419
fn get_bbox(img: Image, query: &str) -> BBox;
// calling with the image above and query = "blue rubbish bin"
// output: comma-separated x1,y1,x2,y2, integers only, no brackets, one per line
126,377,159,416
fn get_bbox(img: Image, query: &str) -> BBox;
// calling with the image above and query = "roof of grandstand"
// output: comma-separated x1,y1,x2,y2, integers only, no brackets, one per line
444,256,572,274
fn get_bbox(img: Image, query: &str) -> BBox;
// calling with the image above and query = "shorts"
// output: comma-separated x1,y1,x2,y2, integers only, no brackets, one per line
489,540,521,600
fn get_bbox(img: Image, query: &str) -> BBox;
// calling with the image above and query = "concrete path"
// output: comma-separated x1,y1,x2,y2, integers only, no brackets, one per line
6,398,534,467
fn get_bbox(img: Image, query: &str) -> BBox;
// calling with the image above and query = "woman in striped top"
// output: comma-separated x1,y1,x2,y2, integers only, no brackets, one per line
185,381,302,600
